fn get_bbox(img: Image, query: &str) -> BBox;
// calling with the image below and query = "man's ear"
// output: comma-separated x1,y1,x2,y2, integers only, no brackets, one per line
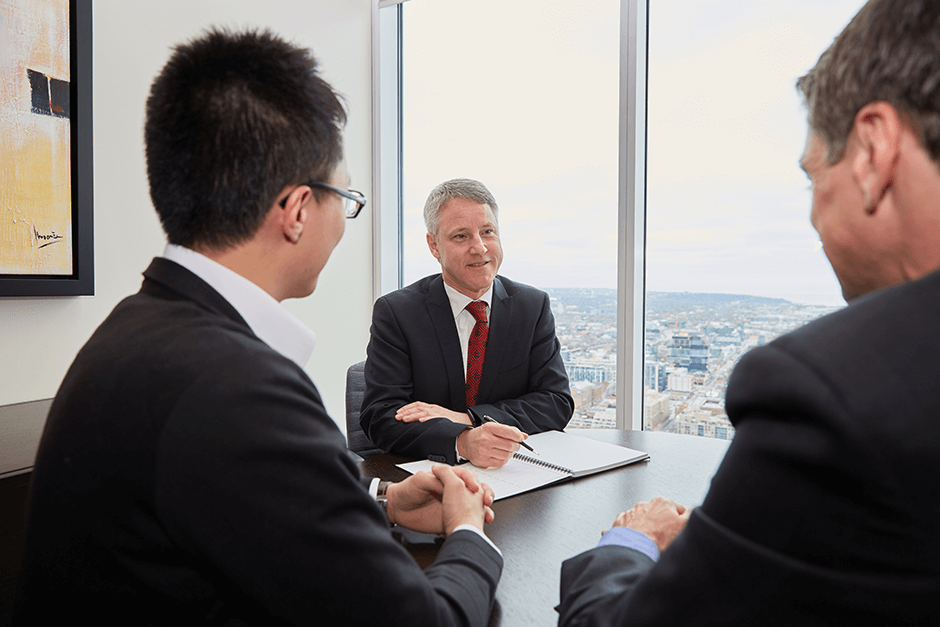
427,232,441,260
281,186,312,243
851,101,902,213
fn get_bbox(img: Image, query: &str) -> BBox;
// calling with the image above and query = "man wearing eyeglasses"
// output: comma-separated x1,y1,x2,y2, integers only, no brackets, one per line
360,179,574,468
557,1,940,625
16,29,502,627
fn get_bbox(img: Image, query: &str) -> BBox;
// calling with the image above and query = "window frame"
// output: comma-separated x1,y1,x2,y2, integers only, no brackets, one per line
371,0,649,430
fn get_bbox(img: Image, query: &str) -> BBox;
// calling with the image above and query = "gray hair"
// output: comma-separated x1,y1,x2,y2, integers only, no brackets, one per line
423,178,499,237
797,0,940,165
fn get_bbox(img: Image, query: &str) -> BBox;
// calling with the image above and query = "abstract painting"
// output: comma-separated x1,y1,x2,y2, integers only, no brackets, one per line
0,0,92,296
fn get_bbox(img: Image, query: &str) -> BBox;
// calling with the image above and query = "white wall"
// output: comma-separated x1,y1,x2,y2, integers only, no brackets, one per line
0,0,374,438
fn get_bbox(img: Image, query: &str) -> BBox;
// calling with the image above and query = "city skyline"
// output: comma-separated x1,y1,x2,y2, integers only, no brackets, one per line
548,286,839,437
400,0,867,308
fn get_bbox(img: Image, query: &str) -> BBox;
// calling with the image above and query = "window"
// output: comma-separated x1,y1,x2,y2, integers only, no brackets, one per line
399,0,623,428
374,0,865,437
642,0,863,438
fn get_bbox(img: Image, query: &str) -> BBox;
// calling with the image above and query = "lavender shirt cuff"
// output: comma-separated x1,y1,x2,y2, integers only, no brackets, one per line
596,526,660,562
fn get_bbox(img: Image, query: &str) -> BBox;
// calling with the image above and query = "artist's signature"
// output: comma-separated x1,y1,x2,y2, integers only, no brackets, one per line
33,226,65,249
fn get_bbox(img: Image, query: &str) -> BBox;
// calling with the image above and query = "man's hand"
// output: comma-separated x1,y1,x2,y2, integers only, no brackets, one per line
432,464,495,535
385,466,495,534
609,496,690,553
395,401,472,425
456,421,527,468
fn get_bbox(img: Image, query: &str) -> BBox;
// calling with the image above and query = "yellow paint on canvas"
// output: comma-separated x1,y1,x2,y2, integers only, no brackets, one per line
0,0,72,275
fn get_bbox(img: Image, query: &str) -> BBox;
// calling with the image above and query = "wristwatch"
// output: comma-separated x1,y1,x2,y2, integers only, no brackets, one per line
376,480,392,516
466,406,483,426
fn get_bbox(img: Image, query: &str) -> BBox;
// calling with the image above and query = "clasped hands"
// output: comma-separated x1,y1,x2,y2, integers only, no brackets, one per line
395,401,528,468
385,464,495,535
392,406,689,549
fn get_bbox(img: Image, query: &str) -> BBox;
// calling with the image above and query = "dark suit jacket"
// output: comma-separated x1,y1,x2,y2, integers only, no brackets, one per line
360,274,574,464
15,258,502,627
558,268,940,627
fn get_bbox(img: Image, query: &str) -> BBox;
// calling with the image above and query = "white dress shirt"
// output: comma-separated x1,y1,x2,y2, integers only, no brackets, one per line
162,244,316,368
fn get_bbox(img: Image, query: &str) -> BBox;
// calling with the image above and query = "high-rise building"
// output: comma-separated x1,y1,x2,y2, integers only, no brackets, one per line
644,361,667,392
643,391,671,430
670,332,708,372
567,363,613,384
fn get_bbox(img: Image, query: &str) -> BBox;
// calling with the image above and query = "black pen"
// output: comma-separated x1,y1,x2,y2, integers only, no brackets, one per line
482,414,538,455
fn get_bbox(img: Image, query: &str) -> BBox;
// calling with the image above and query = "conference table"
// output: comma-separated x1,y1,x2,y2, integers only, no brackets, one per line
359,429,731,627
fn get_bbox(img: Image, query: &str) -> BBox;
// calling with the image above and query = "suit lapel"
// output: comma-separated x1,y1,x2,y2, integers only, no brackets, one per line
477,277,510,403
425,276,469,409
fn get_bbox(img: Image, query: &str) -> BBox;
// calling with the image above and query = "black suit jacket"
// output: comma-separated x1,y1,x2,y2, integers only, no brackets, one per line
360,274,574,463
15,258,502,627
558,268,940,627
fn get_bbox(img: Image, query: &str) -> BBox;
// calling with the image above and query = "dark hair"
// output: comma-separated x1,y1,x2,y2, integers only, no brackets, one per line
797,0,940,165
145,28,347,249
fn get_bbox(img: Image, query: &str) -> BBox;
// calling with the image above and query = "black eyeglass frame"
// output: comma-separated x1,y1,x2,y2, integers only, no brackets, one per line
278,181,367,218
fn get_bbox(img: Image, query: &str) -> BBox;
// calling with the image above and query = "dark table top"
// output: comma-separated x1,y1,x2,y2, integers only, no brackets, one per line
360,429,731,627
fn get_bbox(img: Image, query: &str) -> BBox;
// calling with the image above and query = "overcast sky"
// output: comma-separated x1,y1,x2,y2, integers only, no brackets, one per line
401,0,867,307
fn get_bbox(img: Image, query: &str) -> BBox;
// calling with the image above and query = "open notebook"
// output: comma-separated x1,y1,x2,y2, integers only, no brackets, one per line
397,430,649,500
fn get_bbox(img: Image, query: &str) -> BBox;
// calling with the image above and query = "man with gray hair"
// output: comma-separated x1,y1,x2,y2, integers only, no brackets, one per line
360,178,573,468
557,1,940,624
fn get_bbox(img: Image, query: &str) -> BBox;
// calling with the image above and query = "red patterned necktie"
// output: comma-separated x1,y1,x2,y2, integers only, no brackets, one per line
465,301,489,407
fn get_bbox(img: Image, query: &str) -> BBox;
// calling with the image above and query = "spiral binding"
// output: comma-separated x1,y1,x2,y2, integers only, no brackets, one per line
513,452,573,476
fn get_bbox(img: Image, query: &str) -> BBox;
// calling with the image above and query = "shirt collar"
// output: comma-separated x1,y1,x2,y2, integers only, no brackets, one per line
162,244,317,368
442,280,494,320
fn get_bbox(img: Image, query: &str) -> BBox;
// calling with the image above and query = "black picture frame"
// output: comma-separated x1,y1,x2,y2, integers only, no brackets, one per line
0,0,93,297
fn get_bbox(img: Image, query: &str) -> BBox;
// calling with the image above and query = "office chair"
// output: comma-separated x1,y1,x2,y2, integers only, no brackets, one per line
345,360,386,460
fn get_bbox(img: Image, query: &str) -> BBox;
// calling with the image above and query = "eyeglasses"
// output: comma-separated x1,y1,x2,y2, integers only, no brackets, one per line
279,181,367,219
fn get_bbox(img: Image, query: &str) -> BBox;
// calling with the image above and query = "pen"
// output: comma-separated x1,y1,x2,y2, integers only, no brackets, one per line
482,414,538,455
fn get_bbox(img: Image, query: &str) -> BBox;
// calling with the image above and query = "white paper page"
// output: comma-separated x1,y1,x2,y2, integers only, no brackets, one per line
396,458,569,500
522,431,648,476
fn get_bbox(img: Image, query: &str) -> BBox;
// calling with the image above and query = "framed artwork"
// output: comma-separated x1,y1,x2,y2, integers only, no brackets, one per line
0,0,93,296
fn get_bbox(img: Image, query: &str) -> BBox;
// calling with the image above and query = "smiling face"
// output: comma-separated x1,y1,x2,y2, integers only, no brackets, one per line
427,197,503,299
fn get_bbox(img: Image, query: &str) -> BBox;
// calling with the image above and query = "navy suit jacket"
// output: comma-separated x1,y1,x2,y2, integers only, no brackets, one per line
557,268,940,626
16,258,502,627
360,274,574,463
